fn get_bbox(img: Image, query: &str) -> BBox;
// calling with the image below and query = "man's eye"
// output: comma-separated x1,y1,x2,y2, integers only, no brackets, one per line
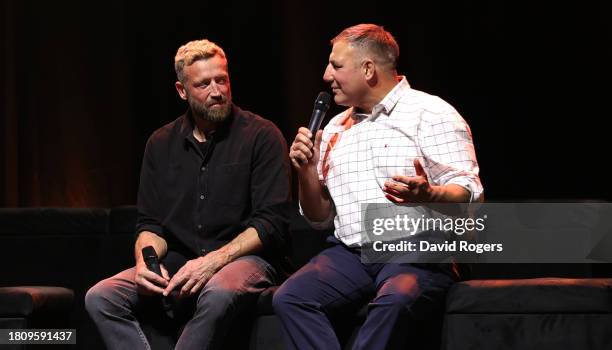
216,77,227,85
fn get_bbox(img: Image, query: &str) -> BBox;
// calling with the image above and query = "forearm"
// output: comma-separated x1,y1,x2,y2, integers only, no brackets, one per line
134,231,168,265
432,184,472,203
298,169,333,222
213,227,263,266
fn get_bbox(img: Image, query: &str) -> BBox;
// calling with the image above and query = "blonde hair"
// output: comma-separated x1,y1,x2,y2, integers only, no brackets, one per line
174,39,226,83
331,24,399,71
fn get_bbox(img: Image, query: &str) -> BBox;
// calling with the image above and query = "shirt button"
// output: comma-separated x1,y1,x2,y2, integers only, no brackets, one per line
201,166,206,171
197,224,202,229
200,194,205,200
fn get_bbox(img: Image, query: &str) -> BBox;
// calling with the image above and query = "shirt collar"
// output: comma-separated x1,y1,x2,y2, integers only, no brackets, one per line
371,75,410,119
325,76,411,132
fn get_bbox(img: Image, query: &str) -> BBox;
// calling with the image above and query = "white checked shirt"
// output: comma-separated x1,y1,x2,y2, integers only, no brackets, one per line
301,76,483,247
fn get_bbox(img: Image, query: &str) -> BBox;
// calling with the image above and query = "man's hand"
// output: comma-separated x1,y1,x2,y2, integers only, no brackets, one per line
163,252,226,297
289,127,323,171
383,159,438,203
135,260,170,295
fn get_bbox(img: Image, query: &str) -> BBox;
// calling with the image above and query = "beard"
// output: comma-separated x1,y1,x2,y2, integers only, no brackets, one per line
188,94,232,123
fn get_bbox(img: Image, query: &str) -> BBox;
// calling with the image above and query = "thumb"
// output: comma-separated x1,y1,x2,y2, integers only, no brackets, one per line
314,129,323,150
414,158,428,180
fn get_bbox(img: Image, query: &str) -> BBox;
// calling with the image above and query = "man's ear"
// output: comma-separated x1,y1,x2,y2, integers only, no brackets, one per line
175,81,188,100
362,59,376,81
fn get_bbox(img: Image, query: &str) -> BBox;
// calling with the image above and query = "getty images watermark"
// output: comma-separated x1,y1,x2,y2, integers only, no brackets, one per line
360,202,612,263
370,212,501,254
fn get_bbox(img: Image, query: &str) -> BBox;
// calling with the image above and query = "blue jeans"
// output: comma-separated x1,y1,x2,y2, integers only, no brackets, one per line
272,242,456,350
85,255,276,350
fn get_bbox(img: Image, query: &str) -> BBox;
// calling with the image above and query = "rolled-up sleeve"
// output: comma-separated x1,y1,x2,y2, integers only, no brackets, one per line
417,110,484,202
246,123,291,255
298,199,336,230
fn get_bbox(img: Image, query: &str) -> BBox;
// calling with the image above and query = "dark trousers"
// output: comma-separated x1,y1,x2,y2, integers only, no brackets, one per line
272,241,456,350
85,255,276,350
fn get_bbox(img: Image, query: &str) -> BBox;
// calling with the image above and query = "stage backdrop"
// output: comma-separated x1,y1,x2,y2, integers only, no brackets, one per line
2,0,610,207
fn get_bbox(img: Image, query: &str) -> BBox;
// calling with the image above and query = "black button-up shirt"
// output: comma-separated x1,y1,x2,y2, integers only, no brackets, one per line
136,105,291,260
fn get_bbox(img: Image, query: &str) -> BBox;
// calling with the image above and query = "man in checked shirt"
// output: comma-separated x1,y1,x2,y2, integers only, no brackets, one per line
273,24,484,350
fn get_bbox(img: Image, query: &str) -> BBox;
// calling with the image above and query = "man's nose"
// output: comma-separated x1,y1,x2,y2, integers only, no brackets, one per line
323,64,333,82
208,86,223,100
209,82,222,97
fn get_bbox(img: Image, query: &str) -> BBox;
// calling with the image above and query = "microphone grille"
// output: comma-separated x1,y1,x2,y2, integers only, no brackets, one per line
315,91,332,110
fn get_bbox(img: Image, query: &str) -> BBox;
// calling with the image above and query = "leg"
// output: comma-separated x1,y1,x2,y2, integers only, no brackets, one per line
85,267,154,350
175,255,276,350
272,245,374,350
353,264,455,350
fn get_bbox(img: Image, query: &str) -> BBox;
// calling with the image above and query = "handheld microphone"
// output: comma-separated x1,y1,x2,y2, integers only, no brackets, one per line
307,92,332,140
142,246,174,318
142,246,163,276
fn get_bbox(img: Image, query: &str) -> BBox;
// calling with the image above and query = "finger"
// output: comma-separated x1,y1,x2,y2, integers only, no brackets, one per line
189,279,206,295
141,269,169,287
180,278,197,295
383,185,405,197
137,277,166,294
391,176,418,189
160,264,170,281
290,158,302,169
383,180,399,191
292,151,308,164
414,158,428,181
294,133,314,149
164,274,186,296
385,193,406,204
293,143,313,159
386,178,409,192
297,127,312,139
390,174,411,184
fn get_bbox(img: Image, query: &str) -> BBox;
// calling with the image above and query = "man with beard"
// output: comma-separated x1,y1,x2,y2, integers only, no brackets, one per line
86,39,291,349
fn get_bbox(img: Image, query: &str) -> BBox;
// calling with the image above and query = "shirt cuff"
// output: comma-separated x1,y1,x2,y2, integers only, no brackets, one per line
445,177,483,203
135,224,164,239
298,201,335,230
248,218,275,252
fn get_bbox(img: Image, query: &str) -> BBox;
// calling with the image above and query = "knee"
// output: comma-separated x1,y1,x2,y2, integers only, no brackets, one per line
375,274,421,309
85,279,128,318
196,287,237,317
271,284,301,316
84,282,109,316
377,292,416,310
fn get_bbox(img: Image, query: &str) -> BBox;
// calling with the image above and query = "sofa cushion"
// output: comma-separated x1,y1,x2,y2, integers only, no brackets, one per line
446,278,612,313
442,314,612,350
0,286,74,317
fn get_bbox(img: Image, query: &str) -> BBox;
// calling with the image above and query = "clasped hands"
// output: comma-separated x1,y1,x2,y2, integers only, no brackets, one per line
135,251,226,298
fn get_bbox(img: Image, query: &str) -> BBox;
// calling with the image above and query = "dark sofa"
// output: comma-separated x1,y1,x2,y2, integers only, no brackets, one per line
1,206,611,350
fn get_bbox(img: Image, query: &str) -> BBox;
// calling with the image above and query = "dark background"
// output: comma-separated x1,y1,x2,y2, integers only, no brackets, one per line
1,1,611,348
2,0,611,207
